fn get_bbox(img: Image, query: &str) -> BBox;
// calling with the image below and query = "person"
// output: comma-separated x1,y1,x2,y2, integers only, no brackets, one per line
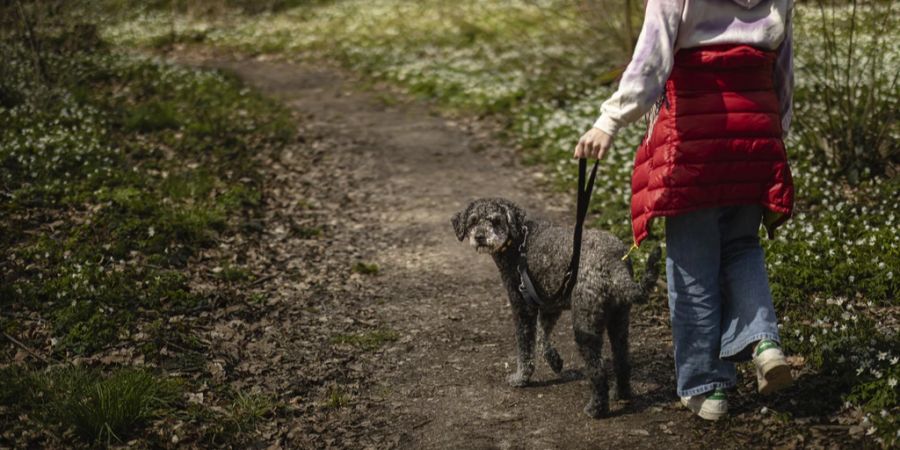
573,0,795,420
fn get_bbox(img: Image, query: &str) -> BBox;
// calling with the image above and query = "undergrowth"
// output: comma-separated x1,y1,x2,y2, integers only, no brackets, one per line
0,8,293,447
0,365,179,445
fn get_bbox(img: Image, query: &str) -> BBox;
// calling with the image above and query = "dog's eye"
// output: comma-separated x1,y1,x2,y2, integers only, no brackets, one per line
490,217,502,226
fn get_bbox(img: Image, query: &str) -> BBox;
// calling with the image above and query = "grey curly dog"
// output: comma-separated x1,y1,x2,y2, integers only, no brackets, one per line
451,198,661,418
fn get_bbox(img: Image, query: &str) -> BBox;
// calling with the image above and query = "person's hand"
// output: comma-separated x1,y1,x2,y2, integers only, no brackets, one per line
573,127,613,160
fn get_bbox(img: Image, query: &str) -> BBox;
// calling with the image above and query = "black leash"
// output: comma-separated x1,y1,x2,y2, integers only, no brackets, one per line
518,159,599,306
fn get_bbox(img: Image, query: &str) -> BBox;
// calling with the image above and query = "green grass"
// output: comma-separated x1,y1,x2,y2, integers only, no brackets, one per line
0,365,180,445
227,391,274,433
323,385,350,409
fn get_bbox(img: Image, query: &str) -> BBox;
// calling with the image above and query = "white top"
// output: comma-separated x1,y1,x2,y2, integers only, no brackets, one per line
594,0,794,138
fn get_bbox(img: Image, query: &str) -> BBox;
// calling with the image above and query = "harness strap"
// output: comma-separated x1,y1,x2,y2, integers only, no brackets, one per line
518,264,545,306
519,159,599,306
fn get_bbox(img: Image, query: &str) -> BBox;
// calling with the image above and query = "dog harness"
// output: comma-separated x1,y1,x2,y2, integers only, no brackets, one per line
629,44,794,247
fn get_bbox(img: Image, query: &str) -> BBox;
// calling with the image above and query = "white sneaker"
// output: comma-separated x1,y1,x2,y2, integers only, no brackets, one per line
753,340,793,395
681,388,728,421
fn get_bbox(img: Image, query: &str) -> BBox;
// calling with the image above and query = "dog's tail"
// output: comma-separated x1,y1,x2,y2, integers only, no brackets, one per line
635,244,663,303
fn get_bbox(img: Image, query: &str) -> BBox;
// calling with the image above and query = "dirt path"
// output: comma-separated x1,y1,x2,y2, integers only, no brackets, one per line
179,55,829,449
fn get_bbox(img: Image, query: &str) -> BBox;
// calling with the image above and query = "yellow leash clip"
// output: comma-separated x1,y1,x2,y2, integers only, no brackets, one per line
621,241,639,261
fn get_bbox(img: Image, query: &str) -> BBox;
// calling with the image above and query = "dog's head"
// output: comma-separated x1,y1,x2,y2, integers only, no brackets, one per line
451,198,525,254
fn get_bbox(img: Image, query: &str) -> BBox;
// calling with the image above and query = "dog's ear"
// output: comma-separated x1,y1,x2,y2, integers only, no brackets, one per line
501,202,525,238
451,209,468,242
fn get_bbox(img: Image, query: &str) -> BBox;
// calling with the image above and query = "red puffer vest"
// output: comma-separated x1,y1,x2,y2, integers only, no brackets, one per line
630,44,794,247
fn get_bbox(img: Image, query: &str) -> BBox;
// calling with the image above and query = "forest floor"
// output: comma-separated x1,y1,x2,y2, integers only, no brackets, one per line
168,51,861,449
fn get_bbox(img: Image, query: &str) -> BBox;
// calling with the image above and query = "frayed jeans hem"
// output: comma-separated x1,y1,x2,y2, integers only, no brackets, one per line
720,332,781,362
678,381,735,398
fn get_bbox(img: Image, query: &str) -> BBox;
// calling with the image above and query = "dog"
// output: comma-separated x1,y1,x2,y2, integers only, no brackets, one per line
451,198,661,418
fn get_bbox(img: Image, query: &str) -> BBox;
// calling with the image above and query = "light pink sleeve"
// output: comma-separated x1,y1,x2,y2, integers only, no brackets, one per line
593,0,685,137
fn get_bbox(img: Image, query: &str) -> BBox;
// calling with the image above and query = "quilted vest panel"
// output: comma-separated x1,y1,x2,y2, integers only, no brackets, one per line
630,44,794,246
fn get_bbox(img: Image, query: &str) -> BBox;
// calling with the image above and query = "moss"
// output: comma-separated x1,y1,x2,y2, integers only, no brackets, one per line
215,264,254,283
331,328,399,351
293,225,322,239
351,261,379,275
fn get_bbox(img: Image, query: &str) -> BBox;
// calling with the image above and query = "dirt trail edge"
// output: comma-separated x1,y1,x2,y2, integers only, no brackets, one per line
184,55,744,449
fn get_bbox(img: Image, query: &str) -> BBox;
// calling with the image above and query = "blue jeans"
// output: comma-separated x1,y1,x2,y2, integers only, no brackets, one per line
665,204,781,397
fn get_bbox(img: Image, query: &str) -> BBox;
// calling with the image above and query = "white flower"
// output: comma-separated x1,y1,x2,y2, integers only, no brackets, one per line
888,378,897,388
148,226,155,237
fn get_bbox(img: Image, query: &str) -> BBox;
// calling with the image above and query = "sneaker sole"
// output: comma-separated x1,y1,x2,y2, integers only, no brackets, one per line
758,360,793,395
698,406,726,421
681,398,727,421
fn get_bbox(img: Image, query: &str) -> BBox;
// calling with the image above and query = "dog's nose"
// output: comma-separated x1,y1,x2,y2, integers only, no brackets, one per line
475,234,487,244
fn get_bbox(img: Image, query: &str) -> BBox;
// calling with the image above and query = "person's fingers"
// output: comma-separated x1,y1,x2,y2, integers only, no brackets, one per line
589,140,600,159
581,135,592,158
575,129,613,160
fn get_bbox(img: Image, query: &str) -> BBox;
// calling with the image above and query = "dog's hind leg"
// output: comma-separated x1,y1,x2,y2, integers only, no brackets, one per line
538,310,564,374
508,305,537,387
573,301,609,418
607,305,633,401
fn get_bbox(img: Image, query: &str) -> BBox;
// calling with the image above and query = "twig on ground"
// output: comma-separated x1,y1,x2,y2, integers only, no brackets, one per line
2,332,57,364
249,272,279,287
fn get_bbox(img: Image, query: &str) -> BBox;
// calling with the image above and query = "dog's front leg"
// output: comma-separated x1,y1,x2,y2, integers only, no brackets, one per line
539,310,564,374
508,301,537,387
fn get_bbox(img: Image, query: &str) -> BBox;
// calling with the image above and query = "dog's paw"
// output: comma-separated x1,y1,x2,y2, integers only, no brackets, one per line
583,399,609,419
544,348,564,374
507,372,530,388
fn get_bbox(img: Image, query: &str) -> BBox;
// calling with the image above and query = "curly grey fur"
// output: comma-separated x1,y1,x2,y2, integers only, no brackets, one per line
451,198,661,418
